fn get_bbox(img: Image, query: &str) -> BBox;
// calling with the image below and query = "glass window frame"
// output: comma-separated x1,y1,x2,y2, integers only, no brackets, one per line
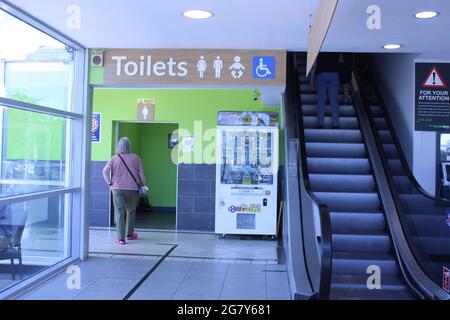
0,1,90,299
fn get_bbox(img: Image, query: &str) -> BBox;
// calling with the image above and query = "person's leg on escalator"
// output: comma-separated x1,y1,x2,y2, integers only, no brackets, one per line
315,73,327,128
328,72,340,128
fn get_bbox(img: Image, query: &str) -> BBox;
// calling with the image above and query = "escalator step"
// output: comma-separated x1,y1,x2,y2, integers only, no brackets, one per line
304,129,362,143
332,252,399,276
310,174,376,192
303,116,360,129
330,211,386,231
300,84,345,94
388,159,404,176
301,93,351,105
374,117,388,129
332,230,392,254
377,130,393,144
392,175,415,194
306,142,367,158
307,158,371,174
302,104,355,117
398,194,445,214
314,192,380,211
329,287,414,300
383,144,399,159
370,105,384,116
406,214,450,237
332,274,407,290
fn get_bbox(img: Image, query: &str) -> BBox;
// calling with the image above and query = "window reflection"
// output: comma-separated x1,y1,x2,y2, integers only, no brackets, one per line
0,9,74,111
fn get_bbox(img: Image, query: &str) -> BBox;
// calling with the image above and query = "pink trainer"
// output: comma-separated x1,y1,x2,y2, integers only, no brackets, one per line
127,232,138,241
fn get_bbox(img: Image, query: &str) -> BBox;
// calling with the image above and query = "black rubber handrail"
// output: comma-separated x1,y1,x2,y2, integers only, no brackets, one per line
287,52,332,299
353,55,450,298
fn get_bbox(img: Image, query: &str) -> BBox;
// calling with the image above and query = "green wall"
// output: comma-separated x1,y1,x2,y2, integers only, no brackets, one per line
92,88,284,165
117,122,141,154
140,124,178,208
116,123,178,208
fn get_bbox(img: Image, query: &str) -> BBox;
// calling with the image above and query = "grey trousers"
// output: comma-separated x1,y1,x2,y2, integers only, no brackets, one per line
113,190,138,241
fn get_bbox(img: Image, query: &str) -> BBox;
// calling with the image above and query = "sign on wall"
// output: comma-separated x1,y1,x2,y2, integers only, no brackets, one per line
137,99,155,121
415,62,450,132
102,49,286,86
91,113,101,143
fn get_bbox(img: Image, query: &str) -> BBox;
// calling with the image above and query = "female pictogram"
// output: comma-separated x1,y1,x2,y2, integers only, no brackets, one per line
197,56,207,78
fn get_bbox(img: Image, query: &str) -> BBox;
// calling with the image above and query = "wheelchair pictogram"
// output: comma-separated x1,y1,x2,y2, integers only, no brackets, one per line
255,58,272,78
252,56,275,79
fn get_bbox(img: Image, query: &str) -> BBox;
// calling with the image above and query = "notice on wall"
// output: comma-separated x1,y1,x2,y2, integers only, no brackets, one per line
91,113,101,143
137,99,155,121
415,63,450,131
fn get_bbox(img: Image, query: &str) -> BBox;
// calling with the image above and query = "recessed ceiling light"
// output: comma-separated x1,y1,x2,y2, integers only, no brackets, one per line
414,11,439,19
183,10,213,19
384,44,402,50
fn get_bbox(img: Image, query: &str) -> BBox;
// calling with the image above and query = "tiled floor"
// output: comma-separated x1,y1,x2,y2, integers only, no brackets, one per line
18,256,290,300
15,229,291,300
90,229,279,262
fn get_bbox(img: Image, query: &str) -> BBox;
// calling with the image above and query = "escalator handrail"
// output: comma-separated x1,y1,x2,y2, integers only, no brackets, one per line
353,56,449,299
287,52,332,299
363,56,450,206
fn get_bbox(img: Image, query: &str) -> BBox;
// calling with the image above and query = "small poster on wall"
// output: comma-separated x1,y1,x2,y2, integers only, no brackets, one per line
415,62,450,132
168,133,179,149
182,136,195,153
137,99,155,121
91,113,101,143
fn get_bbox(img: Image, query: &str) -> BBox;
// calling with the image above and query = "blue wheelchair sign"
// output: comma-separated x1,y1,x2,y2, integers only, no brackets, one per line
253,56,275,79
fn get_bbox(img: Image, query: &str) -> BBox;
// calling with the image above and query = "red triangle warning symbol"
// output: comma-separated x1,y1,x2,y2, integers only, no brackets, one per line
423,66,447,88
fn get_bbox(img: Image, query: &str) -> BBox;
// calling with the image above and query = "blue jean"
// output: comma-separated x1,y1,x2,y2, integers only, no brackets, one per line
315,72,340,126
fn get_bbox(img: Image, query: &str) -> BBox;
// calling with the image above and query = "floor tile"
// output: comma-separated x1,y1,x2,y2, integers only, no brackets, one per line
173,293,220,300
227,264,266,274
74,290,125,300
188,262,230,274
139,277,184,293
86,277,138,293
21,286,81,300
128,291,174,300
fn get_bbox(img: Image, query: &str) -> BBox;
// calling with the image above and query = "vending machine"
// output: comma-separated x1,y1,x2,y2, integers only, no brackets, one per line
215,111,279,236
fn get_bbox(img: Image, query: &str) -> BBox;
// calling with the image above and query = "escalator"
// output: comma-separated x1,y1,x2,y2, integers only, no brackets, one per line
288,52,450,300
298,54,413,299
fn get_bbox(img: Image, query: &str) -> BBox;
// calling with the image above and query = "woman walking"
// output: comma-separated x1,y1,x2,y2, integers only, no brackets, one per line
103,137,147,245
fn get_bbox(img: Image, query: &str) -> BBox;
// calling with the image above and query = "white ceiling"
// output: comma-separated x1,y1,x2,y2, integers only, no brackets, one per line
4,0,449,54
324,0,450,54
4,0,320,50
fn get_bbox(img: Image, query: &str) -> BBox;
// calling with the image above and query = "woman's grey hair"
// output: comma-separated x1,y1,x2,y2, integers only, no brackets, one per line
116,137,131,154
